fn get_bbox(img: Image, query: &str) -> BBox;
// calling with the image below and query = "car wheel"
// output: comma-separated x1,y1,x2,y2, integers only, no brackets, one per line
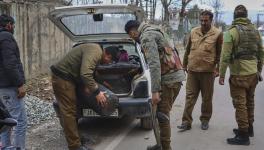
140,117,153,130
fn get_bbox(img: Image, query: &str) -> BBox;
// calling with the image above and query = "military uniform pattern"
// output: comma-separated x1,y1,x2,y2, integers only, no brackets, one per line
138,23,185,150
229,74,258,131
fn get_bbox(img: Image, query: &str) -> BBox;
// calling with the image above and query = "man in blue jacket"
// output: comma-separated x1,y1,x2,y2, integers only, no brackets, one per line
0,14,27,150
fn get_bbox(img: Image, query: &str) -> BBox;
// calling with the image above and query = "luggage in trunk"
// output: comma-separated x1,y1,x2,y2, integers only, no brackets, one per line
95,62,141,95
76,84,119,116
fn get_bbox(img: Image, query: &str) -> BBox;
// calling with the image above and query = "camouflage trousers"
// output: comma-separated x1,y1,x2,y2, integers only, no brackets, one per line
182,71,215,125
51,74,81,150
229,73,258,132
158,82,182,150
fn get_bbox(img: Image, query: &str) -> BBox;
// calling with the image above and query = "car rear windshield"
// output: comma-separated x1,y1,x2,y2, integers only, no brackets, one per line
61,13,136,35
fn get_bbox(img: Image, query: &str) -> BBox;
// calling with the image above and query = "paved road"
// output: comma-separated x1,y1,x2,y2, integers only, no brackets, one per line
86,71,264,150
25,72,264,150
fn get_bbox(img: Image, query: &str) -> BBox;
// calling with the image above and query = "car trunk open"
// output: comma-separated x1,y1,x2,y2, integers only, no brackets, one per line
95,61,141,95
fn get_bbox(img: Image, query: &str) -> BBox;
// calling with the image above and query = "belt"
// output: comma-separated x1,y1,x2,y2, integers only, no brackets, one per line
50,66,75,82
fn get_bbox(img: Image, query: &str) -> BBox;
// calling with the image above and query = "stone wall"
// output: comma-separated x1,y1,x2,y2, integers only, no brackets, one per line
0,1,73,79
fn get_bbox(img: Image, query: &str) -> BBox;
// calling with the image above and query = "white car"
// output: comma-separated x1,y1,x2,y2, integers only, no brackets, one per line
49,4,153,129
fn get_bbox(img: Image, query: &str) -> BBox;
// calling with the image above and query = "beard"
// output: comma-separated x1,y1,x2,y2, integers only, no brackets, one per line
9,28,14,34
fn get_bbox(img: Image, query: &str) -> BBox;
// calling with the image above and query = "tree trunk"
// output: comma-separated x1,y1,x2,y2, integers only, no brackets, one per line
161,0,172,24
164,4,169,23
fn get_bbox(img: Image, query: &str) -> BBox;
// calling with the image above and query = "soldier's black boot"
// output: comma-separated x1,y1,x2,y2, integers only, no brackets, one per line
147,144,162,150
248,124,254,137
233,125,254,137
227,130,250,145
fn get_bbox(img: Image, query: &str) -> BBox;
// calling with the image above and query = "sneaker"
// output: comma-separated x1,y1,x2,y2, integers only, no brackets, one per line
177,124,191,132
201,122,209,130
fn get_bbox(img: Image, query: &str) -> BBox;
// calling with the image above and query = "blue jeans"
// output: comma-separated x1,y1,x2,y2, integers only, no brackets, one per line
0,87,27,150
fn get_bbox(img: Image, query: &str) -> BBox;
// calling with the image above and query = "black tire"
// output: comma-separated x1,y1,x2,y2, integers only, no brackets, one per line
140,117,153,130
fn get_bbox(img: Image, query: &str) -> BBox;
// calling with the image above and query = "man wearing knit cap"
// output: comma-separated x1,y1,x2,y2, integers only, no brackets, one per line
219,5,264,145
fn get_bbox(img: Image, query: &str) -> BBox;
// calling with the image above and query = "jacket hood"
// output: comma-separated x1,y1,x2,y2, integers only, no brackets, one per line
232,18,252,26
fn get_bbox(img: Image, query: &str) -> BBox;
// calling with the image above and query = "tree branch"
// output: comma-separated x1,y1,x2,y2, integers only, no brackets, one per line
66,0,73,5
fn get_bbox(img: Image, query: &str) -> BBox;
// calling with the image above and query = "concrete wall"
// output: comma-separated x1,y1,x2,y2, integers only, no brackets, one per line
0,1,73,79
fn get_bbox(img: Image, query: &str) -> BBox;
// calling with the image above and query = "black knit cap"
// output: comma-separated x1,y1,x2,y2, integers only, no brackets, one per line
0,14,15,27
234,5,248,19
124,20,140,33
104,46,119,62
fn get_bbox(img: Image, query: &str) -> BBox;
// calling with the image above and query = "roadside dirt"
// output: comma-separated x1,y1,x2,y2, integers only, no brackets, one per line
25,74,54,102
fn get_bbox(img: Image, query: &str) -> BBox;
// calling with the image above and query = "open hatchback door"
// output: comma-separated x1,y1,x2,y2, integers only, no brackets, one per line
48,4,144,42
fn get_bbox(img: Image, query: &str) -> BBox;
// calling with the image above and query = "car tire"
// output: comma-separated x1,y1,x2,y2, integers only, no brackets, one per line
140,117,153,130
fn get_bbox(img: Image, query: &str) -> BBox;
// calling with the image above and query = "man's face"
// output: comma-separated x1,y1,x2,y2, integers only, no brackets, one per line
6,22,15,34
128,29,140,43
200,15,212,33
102,51,113,64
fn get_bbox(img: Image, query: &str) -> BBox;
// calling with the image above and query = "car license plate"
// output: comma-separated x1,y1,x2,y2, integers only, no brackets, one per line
82,109,119,117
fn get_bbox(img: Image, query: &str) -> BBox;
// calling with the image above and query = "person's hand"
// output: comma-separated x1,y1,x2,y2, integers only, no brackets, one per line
152,92,161,105
214,69,219,77
96,91,108,108
219,77,225,85
17,85,26,99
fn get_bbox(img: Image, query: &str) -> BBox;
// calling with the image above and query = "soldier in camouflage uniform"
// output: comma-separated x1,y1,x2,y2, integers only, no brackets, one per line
125,20,185,150
177,10,223,131
219,5,264,145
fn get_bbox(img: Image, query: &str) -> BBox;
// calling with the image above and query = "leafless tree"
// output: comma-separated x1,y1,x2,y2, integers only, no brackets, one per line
161,0,173,24
208,0,224,26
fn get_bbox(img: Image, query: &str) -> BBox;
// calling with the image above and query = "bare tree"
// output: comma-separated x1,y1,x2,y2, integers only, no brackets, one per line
208,0,224,27
170,0,192,24
161,0,173,24
169,0,192,37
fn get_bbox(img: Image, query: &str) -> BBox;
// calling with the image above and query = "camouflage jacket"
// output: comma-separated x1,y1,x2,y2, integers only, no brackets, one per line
138,23,185,92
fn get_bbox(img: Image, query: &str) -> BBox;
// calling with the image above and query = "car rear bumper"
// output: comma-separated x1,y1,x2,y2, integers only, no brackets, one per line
53,97,152,118
118,97,151,118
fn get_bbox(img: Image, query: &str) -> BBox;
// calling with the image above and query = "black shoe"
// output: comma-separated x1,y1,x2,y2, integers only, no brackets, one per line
0,118,17,133
248,125,254,137
201,122,209,130
177,124,191,132
233,126,254,137
0,118,17,126
147,144,162,150
227,131,250,145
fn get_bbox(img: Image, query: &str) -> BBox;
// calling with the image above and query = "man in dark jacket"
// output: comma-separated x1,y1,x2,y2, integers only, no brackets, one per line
0,14,27,150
